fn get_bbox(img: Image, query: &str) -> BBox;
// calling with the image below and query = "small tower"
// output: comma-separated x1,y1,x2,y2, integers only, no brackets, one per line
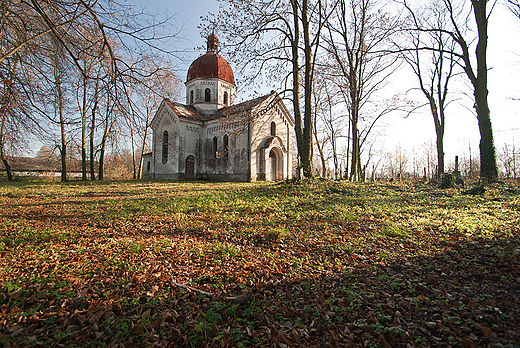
207,33,218,53
185,34,236,115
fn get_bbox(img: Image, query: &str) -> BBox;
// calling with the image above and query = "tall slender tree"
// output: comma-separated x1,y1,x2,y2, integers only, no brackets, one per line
325,0,400,181
400,1,457,179
401,0,498,181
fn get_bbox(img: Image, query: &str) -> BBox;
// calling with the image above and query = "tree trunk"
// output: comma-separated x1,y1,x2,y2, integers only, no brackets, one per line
472,0,498,181
90,85,98,181
290,0,314,179
290,0,307,179
0,130,13,181
345,117,350,179
90,108,96,180
0,115,13,181
81,70,87,181
99,93,117,181
137,125,149,180
0,65,14,181
330,122,338,180
1,158,12,181
58,82,67,182
301,0,314,178
130,127,137,179
313,121,327,177
429,98,444,179
98,147,104,180
98,101,111,181
350,123,360,181
81,136,87,180
436,128,444,179
476,94,497,180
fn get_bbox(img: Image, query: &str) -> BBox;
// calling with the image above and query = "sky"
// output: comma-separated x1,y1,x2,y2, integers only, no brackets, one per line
134,0,519,172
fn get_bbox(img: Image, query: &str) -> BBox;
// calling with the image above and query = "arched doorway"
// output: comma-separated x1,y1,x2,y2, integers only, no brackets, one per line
185,155,195,179
269,149,278,181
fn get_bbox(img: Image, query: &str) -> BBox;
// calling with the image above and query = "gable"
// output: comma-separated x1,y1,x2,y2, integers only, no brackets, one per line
150,99,180,130
252,92,295,127
272,94,295,126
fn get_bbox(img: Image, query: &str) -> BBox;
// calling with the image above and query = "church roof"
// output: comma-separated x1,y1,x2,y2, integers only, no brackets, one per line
163,100,208,121
164,92,275,122
186,34,235,85
206,93,274,120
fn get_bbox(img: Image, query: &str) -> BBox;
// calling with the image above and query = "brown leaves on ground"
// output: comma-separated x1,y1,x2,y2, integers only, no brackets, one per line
0,180,519,347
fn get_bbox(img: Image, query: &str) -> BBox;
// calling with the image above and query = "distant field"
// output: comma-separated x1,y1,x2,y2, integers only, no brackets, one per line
0,180,519,347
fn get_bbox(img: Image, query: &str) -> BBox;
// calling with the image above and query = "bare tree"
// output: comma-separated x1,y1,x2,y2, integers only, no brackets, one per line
312,71,347,179
89,76,100,181
509,0,520,18
401,0,498,181
0,59,18,181
383,145,409,179
73,24,107,181
399,0,458,179
48,34,74,182
98,87,117,181
325,0,400,181
21,26,76,183
499,142,518,179
312,102,331,177
0,1,45,179
55,60,68,182
444,0,498,181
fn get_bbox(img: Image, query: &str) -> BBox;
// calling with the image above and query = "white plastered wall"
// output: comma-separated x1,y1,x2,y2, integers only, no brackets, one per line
185,78,236,116
250,97,293,181
153,108,180,179
202,114,250,180
178,118,202,176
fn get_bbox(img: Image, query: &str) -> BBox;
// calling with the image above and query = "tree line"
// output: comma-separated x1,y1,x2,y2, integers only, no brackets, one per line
207,0,520,183
0,0,182,181
1,0,518,183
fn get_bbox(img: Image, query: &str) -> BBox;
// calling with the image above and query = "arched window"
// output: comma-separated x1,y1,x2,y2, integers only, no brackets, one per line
223,134,229,158
190,90,194,104
213,136,218,159
271,121,276,136
223,91,228,106
205,88,211,102
162,131,168,164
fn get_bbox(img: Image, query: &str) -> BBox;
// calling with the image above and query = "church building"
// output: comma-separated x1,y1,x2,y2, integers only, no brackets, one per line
142,34,294,181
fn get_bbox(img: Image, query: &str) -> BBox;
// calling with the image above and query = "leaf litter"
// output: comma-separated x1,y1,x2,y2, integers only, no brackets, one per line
0,180,519,347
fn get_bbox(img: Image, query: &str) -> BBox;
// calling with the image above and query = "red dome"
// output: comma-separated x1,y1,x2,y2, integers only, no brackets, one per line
186,34,235,85
187,53,235,85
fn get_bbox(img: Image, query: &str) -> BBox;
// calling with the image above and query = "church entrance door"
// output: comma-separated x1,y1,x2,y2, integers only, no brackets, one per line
186,155,195,179
269,150,277,181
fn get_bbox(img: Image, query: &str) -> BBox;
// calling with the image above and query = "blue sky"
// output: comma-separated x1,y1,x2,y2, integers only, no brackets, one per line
134,0,220,74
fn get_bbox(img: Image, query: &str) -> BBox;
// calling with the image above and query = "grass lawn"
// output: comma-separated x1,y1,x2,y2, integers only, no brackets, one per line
0,179,519,347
